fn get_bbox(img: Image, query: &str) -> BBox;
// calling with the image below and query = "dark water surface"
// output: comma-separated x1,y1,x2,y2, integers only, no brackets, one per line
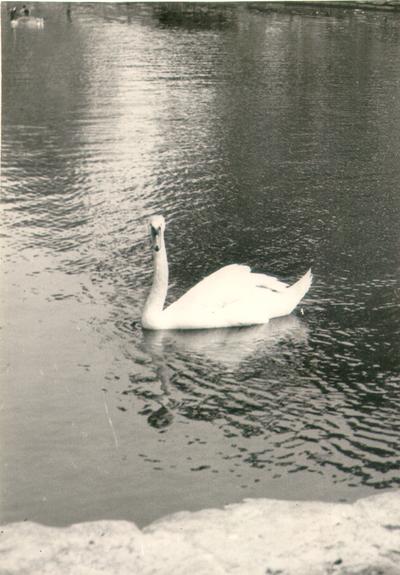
1,2,400,527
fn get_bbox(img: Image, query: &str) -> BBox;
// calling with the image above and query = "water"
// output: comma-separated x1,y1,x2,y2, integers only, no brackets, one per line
1,2,400,528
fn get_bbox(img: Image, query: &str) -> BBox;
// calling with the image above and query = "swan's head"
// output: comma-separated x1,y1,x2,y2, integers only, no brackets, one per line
148,215,165,252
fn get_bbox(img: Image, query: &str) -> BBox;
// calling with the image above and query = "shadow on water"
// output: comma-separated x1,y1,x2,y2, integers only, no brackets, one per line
120,308,400,492
152,2,238,30
137,316,309,430
86,2,239,29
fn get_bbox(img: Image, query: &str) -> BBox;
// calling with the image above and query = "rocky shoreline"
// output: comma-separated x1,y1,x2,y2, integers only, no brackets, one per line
248,1,400,13
1,491,399,574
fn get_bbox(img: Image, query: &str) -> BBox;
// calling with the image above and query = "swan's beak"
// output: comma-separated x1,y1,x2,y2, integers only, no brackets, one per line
150,225,162,252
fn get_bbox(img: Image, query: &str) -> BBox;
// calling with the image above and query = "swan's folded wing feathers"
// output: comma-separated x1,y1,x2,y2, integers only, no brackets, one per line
252,274,289,292
164,264,249,314
164,263,284,316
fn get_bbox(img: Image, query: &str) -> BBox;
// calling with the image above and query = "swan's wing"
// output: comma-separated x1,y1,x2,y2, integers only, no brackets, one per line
251,273,289,292
165,264,249,314
165,264,287,316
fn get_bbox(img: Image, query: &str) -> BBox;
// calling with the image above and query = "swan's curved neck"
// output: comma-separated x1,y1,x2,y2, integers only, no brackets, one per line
142,233,168,329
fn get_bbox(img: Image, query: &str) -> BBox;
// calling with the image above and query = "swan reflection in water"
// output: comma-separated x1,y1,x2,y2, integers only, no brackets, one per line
140,315,309,430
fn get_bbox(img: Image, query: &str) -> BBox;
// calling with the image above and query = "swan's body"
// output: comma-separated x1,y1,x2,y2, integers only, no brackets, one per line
11,16,44,29
141,215,312,331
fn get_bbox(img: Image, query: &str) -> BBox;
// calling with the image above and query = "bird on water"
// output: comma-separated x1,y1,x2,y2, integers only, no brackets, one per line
141,215,312,330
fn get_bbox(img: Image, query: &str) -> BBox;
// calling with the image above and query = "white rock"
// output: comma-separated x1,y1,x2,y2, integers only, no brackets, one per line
1,491,399,574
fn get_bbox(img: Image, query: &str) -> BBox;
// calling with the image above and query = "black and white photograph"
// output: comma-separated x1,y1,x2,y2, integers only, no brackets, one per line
1,0,400,573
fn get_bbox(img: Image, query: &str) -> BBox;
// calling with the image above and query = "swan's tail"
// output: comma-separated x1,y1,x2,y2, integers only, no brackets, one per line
265,268,312,320
289,268,313,302
272,269,312,317
278,268,312,317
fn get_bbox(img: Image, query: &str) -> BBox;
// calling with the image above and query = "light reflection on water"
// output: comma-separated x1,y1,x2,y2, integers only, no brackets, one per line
1,2,400,527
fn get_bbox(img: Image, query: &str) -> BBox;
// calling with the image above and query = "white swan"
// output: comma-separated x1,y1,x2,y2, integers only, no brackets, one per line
141,215,312,330
11,16,45,29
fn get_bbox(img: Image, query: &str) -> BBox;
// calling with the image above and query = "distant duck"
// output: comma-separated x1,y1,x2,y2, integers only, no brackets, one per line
10,6,44,29
141,215,312,330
